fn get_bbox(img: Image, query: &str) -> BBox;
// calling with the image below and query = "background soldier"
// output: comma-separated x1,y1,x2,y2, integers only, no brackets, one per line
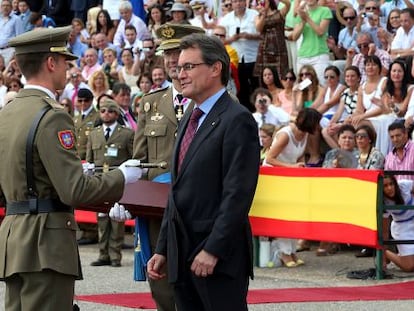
86,98,134,267
133,23,205,311
0,26,141,310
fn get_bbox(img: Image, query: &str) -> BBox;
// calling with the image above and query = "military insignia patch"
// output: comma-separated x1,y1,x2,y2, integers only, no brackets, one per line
58,130,75,149
144,102,151,112
160,26,175,39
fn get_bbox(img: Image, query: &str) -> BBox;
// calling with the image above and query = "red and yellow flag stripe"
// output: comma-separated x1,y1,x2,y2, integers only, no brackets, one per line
250,167,381,247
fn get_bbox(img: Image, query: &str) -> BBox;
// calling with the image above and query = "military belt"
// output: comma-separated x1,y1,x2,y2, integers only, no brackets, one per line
6,199,73,215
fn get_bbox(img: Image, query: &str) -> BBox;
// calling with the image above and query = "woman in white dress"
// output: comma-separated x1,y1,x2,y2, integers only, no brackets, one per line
264,108,322,267
119,48,140,95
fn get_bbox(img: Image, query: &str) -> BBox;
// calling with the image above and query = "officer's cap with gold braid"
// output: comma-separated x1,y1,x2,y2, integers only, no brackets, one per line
156,23,205,51
8,26,77,60
100,98,120,115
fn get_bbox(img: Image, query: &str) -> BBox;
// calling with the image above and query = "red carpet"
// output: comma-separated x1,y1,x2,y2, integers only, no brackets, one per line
76,281,414,309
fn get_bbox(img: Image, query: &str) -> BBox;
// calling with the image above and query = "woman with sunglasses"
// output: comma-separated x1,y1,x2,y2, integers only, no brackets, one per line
355,124,384,170
294,64,323,112
275,68,296,115
382,175,414,272
253,0,290,81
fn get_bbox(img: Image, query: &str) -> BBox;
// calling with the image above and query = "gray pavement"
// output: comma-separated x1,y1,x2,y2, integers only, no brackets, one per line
1,238,414,310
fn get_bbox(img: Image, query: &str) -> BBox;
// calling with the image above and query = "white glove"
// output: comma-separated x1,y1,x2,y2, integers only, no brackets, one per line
109,203,132,222
82,162,95,175
118,159,143,184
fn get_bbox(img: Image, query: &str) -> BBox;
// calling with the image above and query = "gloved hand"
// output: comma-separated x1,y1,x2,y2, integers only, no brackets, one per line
82,162,95,175
109,202,132,222
118,159,142,184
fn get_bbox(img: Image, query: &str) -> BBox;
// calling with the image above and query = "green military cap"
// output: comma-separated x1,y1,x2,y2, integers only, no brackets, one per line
156,23,205,51
99,98,120,115
8,26,77,60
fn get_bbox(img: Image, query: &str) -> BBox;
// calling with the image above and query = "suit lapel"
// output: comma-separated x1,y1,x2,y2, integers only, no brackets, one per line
174,92,229,182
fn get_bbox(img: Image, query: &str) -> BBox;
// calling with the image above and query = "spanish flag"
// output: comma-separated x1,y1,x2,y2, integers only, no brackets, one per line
250,167,381,247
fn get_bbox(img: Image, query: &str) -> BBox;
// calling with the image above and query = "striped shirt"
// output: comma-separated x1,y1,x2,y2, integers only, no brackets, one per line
385,140,414,180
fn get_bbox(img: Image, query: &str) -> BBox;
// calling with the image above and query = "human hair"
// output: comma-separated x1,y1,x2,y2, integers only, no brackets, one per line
324,65,340,77
401,7,414,19
364,55,382,73
96,9,115,34
119,0,132,11
383,175,405,205
121,47,134,58
250,87,273,104
386,8,401,33
386,60,409,99
344,65,361,78
338,124,356,137
72,17,85,29
268,0,278,11
15,53,58,79
29,11,41,25
112,82,131,95
282,68,296,82
125,24,137,33
137,72,153,87
103,47,116,57
388,120,406,132
147,4,167,26
356,124,377,145
88,70,109,92
298,64,320,104
96,93,114,109
179,33,230,86
357,31,373,43
260,123,276,138
60,97,73,115
295,108,322,134
261,66,284,89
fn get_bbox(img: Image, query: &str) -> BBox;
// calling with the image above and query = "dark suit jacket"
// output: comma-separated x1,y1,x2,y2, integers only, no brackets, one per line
155,91,260,283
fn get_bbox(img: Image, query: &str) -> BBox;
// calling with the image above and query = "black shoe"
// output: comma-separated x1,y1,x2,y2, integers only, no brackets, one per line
355,248,374,258
77,238,98,245
111,261,121,267
90,259,111,266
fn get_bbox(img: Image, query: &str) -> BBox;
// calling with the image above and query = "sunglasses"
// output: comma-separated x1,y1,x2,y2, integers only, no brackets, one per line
77,98,90,103
100,108,116,113
214,33,226,38
343,16,356,21
300,72,311,77
365,6,377,11
357,43,369,49
224,3,232,8
356,133,368,139
324,75,336,80
284,76,295,81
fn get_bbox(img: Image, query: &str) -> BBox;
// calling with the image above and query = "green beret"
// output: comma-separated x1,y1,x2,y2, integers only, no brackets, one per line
8,26,77,60
99,98,120,115
156,23,205,51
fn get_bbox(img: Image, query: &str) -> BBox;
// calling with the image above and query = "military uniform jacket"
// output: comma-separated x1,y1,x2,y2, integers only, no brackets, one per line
133,86,193,181
74,109,100,160
0,89,125,280
86,124,134,167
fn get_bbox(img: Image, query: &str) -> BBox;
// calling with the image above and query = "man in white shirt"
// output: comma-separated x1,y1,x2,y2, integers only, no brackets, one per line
113,0,149,48
219,0,261,112
391,7,414,58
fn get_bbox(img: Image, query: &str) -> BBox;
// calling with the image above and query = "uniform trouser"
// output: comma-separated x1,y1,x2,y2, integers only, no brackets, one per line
148,218,176,311
5,269,75,311
97,215,124,262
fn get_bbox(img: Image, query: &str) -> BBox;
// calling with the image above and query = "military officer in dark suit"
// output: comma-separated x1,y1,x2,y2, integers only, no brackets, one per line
0,27,142,311
86,98,134,267
73,88,100,160
133,23,205,311
147,33,260,311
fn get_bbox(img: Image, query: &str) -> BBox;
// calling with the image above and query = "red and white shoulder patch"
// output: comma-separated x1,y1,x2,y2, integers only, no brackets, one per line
58,130,75,149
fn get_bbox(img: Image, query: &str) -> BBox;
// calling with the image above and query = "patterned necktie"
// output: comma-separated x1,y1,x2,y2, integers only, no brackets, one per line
124,111,137,131
261,113,266,124
105,127,111,141
178,108,204,172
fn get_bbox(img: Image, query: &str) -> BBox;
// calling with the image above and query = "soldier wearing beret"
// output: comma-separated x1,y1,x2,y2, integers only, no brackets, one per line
86,99,134,267
0,27,142,310
133,23,204,311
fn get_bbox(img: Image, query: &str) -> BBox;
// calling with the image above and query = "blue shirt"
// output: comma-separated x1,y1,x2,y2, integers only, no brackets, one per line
0,13,23,48
196,88,226,128
338,27,358,50
20,10,33,33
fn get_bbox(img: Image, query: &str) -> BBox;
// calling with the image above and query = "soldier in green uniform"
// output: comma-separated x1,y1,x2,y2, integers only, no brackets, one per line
133,23,205,311
87,98,134,267
0,27,142,311
73,88,100,160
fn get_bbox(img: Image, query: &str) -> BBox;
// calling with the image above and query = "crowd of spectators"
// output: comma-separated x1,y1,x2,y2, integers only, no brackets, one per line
2,0,414,272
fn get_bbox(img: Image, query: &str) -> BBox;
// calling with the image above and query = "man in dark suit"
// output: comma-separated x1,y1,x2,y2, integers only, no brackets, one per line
147,33,260,311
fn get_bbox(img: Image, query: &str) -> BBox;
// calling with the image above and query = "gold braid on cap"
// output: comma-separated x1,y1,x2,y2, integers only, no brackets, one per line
50,46,70,53
160,26,175,39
